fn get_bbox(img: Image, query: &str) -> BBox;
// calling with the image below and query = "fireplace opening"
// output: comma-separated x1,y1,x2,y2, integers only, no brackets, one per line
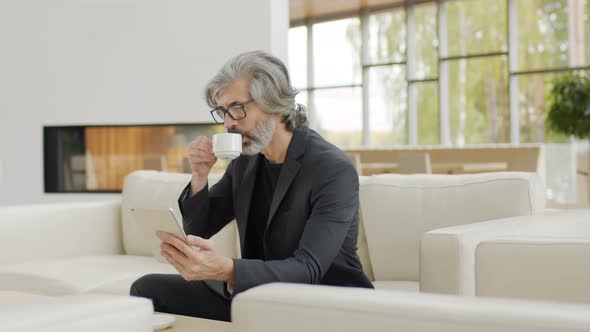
44,124,225,193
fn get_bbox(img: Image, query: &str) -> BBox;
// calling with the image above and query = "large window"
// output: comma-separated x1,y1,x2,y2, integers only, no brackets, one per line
367,8,407,146
448,56,510,145
368,65,407,145
446,0,507,56
290,0,590,147
514,0,590,143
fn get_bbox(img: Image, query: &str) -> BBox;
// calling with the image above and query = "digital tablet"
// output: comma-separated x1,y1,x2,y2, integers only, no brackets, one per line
128,207,188,244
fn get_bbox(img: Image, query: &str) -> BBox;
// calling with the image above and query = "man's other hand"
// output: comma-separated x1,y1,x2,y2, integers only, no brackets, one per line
159,232,235,286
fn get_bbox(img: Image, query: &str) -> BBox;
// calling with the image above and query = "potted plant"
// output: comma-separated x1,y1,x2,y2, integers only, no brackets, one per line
546,73,590,140
546,73,590,204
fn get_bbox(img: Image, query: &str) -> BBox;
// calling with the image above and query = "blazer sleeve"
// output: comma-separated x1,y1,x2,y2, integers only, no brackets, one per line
177,160,236,239
231,159,359,295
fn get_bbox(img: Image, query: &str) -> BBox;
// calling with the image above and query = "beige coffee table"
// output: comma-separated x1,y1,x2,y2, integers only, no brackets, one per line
165,314,231,332
0,291,231,332
0,291,49,303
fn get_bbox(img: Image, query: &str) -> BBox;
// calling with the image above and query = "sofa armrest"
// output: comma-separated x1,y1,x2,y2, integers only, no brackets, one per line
0,293,153,331
476,237,590,303
0,201,123,264
232,283,590,332
420,216,537,295
420,209,590,296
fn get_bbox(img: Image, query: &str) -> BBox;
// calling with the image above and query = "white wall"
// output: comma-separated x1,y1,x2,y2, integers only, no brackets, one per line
0,0,288,205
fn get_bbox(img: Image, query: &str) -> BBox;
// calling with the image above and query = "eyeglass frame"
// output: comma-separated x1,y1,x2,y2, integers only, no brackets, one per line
209,99,255,124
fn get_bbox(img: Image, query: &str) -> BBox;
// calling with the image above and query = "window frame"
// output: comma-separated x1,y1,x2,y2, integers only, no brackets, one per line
291,0,590,146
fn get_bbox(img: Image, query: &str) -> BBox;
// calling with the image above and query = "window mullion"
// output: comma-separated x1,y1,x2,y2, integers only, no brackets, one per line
439,0,451,145
508,0,520,144
361,9,371,146
407,3,418,145
307,21,316,131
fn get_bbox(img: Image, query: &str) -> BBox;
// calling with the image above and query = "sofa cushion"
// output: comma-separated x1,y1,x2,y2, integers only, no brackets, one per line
121,171,240,261
356,211,374,280
359,172,544,282
0,255,177,296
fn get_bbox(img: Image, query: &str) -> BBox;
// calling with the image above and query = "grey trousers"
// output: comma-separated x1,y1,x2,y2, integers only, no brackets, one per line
130,274,231,322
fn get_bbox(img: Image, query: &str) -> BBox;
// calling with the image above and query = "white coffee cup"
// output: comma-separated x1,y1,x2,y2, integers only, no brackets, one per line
212,133,242,160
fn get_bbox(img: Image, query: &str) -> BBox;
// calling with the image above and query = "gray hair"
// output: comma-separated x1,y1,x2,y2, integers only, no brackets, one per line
205,50,308,131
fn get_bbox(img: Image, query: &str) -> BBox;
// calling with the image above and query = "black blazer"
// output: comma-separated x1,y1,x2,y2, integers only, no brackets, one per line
178,127,373,297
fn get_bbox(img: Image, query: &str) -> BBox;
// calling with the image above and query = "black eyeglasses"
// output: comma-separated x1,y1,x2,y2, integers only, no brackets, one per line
210,99,255,124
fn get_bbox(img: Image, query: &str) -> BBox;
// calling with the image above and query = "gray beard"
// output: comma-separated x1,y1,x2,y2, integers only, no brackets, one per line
242,115,276,156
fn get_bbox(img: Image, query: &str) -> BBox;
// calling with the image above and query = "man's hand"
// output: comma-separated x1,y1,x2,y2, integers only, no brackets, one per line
187,136,217,177
187,137,217,196
159,233,235,286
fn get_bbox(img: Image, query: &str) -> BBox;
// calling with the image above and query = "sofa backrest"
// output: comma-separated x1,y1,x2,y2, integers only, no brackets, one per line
121,171,239,259
0,201,122,265
358,172,545,282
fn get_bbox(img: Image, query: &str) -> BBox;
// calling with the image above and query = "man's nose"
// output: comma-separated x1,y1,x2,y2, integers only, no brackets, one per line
224,113,238,130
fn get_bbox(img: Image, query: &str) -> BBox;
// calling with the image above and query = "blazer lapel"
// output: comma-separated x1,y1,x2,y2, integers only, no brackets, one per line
237,155,259,251
266,128,308,229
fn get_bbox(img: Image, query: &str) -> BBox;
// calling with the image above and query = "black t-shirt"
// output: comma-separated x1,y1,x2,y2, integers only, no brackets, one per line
244,156,282,260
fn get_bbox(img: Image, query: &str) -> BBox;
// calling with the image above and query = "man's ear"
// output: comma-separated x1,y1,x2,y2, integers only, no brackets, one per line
272,112,286,124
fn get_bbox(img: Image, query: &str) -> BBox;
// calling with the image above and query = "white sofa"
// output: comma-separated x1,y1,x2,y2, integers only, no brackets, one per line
232,283,590,332
0,171,545,296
